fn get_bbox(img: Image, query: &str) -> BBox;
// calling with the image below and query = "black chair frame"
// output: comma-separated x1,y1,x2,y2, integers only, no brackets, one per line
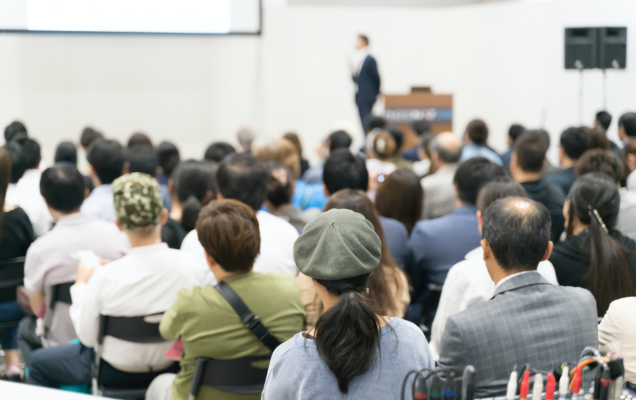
42,281,74,346
0,257,26,331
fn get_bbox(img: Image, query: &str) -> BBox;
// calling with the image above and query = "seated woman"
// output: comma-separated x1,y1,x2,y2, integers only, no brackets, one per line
297,189,409,330
263,209,433,399
599,297,636,386
375,168,423,235
549,173,636,316
147,199,305,400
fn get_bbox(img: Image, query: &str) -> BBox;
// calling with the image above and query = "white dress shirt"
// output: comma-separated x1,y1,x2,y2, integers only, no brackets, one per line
599,297,636,384
69,243,206,372
80,184,117,223
181,210,299,277
430,246,559,360
6,169,53,236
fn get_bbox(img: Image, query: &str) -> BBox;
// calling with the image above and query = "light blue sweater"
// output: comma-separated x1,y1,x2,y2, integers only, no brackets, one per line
262,318,434,399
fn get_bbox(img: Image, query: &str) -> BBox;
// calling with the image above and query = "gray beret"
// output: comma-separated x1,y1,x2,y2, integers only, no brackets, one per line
293,209,381,280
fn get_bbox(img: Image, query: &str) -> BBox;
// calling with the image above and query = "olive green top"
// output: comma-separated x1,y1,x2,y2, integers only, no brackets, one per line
160,271,305,400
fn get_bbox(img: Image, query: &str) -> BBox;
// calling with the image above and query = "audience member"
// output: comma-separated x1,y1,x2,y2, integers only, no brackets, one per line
27,173,205,389
21,164,128,360
594,111,621,157
375,169,423,234
283,132,310,176
127,132,153,148
534,129,562,176
500,123,526,168
598,297,636,385
4,121,28,143
510,131,565,242
237,126,255,153
54,141,78,165
618,112,636,147
298,189,410,331
147,199,305,400
412,132,435,177
549,173,636,316
126,144,171,211
156,141,180,186
547,127,591,194
408,158,504,312
181,153,300,276
263,162,319,233
81,139,127,223
366,131,398,181
0,147,36,381
302,130,352,185
402,120,431,162
588,127,611,151
5,138,52,237
203,142,236,165
576,149,636,240
384,127,413,169
438,197,598,397
624,139,636,191
460,119,503,166
431,178,558,359
262,209,434,399
79,127,103,153
421,132,463,219
323,149,410,269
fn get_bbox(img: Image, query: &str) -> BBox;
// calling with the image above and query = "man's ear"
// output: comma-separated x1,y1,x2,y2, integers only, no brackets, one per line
542,241,554,262
160,208,169,226
477,210,483,232
114,219,124,232
323,185,330,198
481,239,491,261
121,162,130,175
510,153,518,171
204,251,217,269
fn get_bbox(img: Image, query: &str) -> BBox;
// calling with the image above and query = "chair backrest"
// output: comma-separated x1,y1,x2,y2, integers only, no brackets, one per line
44,281,75,341
0,257,26,303
189,355,271,398
97,314,166,345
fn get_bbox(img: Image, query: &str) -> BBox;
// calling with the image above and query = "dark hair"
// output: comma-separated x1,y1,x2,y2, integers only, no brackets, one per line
86,139,126,184
560,127,591,160
482,197,551,271
367,116,386,132
79,127,104,149
514,131,549,172
412,120,431,137
127,145,158,177
217,153,267,211
264,162,293,207
432,135,462,163
358,34,369,46
375,169,423,234
476,177,528,213
466,119,489,144
567,173,636,315
40,163,85,212
157,141,180,177
204,142,236,163
283,132,303,156
172,160,216,232
4,121,27,143
576,149,624,184
54,142,78,165
420,133,435,161
373,131,397,159
323,149,368,195
508,124,526,142
619,112,636,137
0,148,10,234
588,127,610,150
596,111,612,131
454,157,505,204
314,273,381,394
127,132,153,148
4,142,26,184
17,138,40,169
196,199,260,273
386,126,404,150
328,130,352,153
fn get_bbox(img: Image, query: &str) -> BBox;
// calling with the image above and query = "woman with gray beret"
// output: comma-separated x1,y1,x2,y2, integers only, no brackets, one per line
262,209,434,399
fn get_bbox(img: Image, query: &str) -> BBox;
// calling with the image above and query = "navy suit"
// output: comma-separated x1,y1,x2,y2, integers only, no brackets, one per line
353,55,380,133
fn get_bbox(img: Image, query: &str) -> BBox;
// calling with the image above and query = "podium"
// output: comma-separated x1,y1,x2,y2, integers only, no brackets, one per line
384,87,453,149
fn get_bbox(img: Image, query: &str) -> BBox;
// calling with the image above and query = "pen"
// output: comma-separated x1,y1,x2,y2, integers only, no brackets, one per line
443,372,456,400
572,368,582,400
546,373,556,400
462,366,475,400
559,366,570,400
532,373,543,400
507,367,518,400
520,370,531,400
414,371,429,400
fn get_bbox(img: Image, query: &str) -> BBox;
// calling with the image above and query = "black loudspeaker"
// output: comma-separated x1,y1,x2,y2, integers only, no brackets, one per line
599,27,627,69
565,27,598,69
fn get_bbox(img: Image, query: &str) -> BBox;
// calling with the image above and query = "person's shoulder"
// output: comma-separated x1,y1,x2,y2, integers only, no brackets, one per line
379,216,408,236
606,297,636,315
551,284,596,305
544,179,566,200
258,211,299,237
389,318,425,339
610,230,636,251
269,332,314,365
254,272,300,293
87,217,122,235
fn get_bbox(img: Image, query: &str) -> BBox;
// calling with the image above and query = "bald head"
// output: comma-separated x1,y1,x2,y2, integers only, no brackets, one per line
482,197,551,272
431,132,463,164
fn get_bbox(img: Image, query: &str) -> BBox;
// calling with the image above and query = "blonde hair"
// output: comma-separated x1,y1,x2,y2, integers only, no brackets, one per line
253,139,301,179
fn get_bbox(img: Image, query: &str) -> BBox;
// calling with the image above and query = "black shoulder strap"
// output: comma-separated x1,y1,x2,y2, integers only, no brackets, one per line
214,281,281,352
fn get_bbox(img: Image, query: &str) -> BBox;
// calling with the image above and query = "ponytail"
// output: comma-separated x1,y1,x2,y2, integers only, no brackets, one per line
181,195,202,232
314,274,382,394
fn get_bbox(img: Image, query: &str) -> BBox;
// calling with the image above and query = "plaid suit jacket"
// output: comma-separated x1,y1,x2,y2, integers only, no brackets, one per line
438,272,598,398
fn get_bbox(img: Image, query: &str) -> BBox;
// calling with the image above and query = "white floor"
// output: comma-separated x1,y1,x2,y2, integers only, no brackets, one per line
0,381,104,399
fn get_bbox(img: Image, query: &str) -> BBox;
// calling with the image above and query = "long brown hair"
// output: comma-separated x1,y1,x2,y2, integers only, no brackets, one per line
0,148,10,234
375,169,423,234
324,189,406,316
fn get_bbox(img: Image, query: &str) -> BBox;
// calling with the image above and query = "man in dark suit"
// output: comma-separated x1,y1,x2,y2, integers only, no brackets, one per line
351,34,380,134
438,197,598,398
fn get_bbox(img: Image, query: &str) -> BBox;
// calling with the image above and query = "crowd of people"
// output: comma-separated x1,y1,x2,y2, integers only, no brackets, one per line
0,110,635,398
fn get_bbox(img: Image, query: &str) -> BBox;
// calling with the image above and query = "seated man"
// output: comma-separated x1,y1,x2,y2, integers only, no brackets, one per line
421,133,463,219
438,197,598,398
181,153,300,277
21,164,128,361
303,130,352,185
28,173,206,389
430,177,558,358
146,199,305,400
546,127,591,195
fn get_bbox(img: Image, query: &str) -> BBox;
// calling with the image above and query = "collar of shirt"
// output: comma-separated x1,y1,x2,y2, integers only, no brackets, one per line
453,204,478,216
54,212,97,228
127,242,169,256
494,270,536,291
89,184,113,197
465,246,483,260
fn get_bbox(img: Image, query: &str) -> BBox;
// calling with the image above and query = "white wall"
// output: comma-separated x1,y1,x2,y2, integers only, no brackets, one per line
0,0,635,165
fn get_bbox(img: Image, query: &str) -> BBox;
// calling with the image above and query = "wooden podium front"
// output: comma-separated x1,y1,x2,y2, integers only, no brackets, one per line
384,88,453,149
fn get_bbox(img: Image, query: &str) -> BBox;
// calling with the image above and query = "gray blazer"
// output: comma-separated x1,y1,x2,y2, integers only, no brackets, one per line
438,272,598,398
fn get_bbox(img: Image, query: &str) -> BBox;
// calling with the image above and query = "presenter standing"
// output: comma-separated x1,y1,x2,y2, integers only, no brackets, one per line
350,34,381,135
